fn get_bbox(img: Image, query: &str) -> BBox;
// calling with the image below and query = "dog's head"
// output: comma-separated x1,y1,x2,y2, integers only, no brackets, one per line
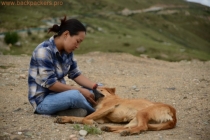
93,87,116,101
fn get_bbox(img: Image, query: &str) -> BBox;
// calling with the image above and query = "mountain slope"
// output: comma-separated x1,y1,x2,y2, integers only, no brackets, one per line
0,0,210,61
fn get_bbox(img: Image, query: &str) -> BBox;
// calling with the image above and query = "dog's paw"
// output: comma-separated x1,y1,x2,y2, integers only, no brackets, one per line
101,126,111,132
54,117,67,124
93,121,99,127
120,130,130,136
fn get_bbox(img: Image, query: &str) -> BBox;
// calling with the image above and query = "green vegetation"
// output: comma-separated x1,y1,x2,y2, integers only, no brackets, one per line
4,32,19,45
0,0,210,61
0,65,14,69
73,124,102,135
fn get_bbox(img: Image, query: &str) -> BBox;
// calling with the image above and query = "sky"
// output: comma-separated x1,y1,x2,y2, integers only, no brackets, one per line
186,0,210,7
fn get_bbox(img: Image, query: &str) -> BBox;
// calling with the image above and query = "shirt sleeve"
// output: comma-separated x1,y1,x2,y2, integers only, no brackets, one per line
68,53,81,79
34,47,57,88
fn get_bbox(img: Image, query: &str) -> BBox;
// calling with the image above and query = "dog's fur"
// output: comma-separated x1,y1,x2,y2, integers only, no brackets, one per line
55,87,177,136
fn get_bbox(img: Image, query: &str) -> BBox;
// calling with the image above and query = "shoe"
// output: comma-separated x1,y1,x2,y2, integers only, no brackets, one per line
56,108,87,117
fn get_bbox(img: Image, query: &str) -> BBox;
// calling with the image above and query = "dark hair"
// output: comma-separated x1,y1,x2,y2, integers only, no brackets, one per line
48,16,86,37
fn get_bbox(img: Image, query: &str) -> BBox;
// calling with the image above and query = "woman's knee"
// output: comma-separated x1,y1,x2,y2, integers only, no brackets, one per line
68,90,84,99
62,90,95,114
62,90,87,106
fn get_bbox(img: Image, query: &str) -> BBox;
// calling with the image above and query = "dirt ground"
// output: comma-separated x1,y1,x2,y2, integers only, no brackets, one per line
0,52,209,140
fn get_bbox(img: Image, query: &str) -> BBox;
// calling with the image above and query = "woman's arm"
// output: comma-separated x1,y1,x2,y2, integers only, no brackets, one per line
48,81,79,92
73,74,97,89
48,77,97,105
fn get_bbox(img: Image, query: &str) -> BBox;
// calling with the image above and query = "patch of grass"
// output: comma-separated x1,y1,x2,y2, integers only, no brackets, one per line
83,125,102,135
73,124,81,131
4,32,19,45
73,124,102,135
0,65,14,69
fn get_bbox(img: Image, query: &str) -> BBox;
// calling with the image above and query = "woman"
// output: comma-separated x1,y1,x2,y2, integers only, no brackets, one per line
28,16,99,116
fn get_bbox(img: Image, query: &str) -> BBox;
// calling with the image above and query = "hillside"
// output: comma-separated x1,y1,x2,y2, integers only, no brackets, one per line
0,0,210,61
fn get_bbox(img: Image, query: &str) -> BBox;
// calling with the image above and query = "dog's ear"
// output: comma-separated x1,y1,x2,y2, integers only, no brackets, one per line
105,88,116,95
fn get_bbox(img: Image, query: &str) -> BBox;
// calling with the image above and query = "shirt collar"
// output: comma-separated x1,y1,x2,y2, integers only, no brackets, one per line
49,36,59,55
49,36,72,58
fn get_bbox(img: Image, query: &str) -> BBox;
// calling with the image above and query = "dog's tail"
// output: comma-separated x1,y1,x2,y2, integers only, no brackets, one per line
147,104,177,131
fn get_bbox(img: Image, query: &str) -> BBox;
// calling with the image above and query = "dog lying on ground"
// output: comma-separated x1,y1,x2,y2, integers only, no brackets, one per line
55,87,177,136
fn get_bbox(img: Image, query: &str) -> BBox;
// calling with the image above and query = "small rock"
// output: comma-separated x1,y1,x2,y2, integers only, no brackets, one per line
183,96,187,99
204,121,209,125
86,58,94,64
13,108,22,112
19,74,26,79
69,134,77,140
15,41,22,47
136,47,146,53
132,85,137,89
23,131,33,137
2,132,10,136
36,132,41,136
86,27,95,33
17,132,22,135
79,130,87,136
97,27,103,32
10,134,23,140
23,102,28,105
166,87,176,90
121,8,132,16
140,54,148,58
79,137,85,140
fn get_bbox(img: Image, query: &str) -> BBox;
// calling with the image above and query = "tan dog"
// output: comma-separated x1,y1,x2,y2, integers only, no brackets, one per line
55,87,177,136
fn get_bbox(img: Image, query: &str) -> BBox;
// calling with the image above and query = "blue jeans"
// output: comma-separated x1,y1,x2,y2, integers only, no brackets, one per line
35,90,95,115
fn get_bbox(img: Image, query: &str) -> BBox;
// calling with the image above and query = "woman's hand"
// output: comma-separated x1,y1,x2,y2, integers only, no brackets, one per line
79,88,96,105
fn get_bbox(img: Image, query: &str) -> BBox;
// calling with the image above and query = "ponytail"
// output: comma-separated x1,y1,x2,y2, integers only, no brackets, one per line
48,16,66,34
48,16,86,37
48,24,60,33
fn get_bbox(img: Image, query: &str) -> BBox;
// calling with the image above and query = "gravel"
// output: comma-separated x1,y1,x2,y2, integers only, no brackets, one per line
0,52,210,140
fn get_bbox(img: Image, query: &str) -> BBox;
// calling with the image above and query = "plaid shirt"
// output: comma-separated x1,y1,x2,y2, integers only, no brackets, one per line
28,36,81,111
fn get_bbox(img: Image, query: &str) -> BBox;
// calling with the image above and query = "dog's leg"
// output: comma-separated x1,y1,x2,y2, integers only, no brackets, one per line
120,104,177,136
95,118,110,124
120,111,148,136
101,125,125,132
55,116,83,124
55,104,118,124
101,118,138,133
55,116,98,125
82,104,119,124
